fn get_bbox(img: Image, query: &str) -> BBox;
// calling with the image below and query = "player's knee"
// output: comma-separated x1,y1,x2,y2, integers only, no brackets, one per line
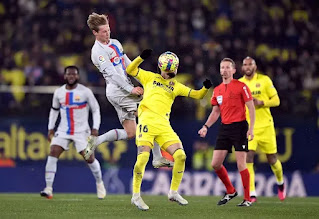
246,150,255,163
49,146,62,158
173,149,186,162
267,154,277,165
134,152,150,171
212,163,222,170
86,156,95,164
237,162,246,172
211,161,222,170
127,132,136,139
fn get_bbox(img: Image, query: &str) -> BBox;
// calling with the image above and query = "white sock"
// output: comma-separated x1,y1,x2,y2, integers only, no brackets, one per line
45,156,58,188
96,129,128,145
88,159,103,183
250,190,257,197
152,142,163,160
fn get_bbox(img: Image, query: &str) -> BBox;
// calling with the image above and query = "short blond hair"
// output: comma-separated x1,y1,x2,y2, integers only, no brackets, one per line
221,58,236,68
87,12,109,32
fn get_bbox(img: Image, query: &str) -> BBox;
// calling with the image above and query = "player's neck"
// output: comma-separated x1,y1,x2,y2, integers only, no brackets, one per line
66,84,78,90
97,38,110,45
245,72,256,80
222,77,233,84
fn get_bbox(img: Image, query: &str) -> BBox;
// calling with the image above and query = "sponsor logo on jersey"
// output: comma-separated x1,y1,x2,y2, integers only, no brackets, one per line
251,90,261,95
153,80,174,92
98,55,106,63
256,83,260,88
217,95,223,104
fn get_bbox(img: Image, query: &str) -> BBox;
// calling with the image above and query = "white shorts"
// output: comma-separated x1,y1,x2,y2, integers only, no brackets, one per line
50,131,90,153
107,95,141,124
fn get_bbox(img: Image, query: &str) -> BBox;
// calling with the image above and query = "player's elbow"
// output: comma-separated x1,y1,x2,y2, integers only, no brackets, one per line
272,95,280,107
126,63,135,75
275,98,280,106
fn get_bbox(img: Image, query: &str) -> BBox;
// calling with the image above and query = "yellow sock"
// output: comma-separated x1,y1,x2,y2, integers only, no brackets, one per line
132,151,150,194
170,149,186,191
246,163,255,195
271,160,284,184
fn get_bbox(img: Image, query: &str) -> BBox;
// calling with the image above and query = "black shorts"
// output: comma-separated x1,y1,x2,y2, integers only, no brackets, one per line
215,120,248,153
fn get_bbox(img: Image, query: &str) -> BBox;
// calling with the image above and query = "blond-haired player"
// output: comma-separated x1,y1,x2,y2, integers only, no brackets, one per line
239,57,285,202
126,49,212,210
84,13,173,168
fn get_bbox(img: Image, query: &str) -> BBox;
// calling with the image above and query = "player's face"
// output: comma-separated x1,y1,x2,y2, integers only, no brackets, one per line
220,61,236,79
64,69,79,86
242,59,256,76
95,24,110,43
161,69,177,79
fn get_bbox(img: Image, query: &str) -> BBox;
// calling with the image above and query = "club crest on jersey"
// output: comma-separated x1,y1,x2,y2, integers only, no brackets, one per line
75,95,81,101
169,81,175,86
98,55,106,63
256,83,260,88
113,56,121,64
217,95,223,104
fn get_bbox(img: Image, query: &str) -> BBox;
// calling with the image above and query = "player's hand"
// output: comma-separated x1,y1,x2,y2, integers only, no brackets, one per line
198,126,208,138
91,129,99,136
140,49,153,60
203,79,213,89
247,128,254,141
131,86,144,96
253,98,264,106
48,129,54,141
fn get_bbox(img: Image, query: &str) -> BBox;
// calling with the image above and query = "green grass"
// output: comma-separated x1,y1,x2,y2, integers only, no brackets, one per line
0,194,318,219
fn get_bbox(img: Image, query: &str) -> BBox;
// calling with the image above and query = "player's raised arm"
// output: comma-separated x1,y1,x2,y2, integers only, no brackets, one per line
126,49,153,77
188,79,213,99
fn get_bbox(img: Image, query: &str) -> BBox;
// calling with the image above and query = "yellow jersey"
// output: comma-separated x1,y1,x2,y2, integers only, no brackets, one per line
136,69,194,120
126,56,208,120
239,73,278,128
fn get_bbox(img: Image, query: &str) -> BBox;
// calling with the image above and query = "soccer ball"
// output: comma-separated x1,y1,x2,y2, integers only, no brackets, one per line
158,51,179,73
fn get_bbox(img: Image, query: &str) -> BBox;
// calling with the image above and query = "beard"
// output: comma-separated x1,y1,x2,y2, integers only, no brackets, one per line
167,73,176,78
66,79,78,86
245,67,256,76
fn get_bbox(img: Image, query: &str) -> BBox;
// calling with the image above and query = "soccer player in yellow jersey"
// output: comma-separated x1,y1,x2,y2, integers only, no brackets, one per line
126,49,212,210
239,57,285,202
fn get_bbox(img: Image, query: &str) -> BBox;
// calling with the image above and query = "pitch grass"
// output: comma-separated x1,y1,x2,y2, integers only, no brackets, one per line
0,194,318,219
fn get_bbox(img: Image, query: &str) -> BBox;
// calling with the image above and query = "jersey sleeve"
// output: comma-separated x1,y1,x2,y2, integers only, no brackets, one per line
123,54,131,67
52,89,60,109
175,82,192,97
86,88,101,130
241,84,253,102
92,50,134,93
135,69,155,86
48,89,60,130
264,76,278,98
211,90,218,106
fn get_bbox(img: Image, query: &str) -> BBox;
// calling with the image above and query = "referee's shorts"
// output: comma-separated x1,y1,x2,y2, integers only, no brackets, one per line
215,120,248,153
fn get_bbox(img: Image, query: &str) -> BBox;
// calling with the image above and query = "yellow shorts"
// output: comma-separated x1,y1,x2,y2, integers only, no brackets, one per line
136,113,181,151
248,125,277,154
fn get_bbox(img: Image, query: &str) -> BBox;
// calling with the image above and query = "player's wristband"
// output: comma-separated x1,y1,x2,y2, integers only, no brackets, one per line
203,124,209,129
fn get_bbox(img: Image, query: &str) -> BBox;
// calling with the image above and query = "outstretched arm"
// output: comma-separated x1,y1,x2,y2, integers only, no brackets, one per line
188,79,212,99
126,49,153,77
